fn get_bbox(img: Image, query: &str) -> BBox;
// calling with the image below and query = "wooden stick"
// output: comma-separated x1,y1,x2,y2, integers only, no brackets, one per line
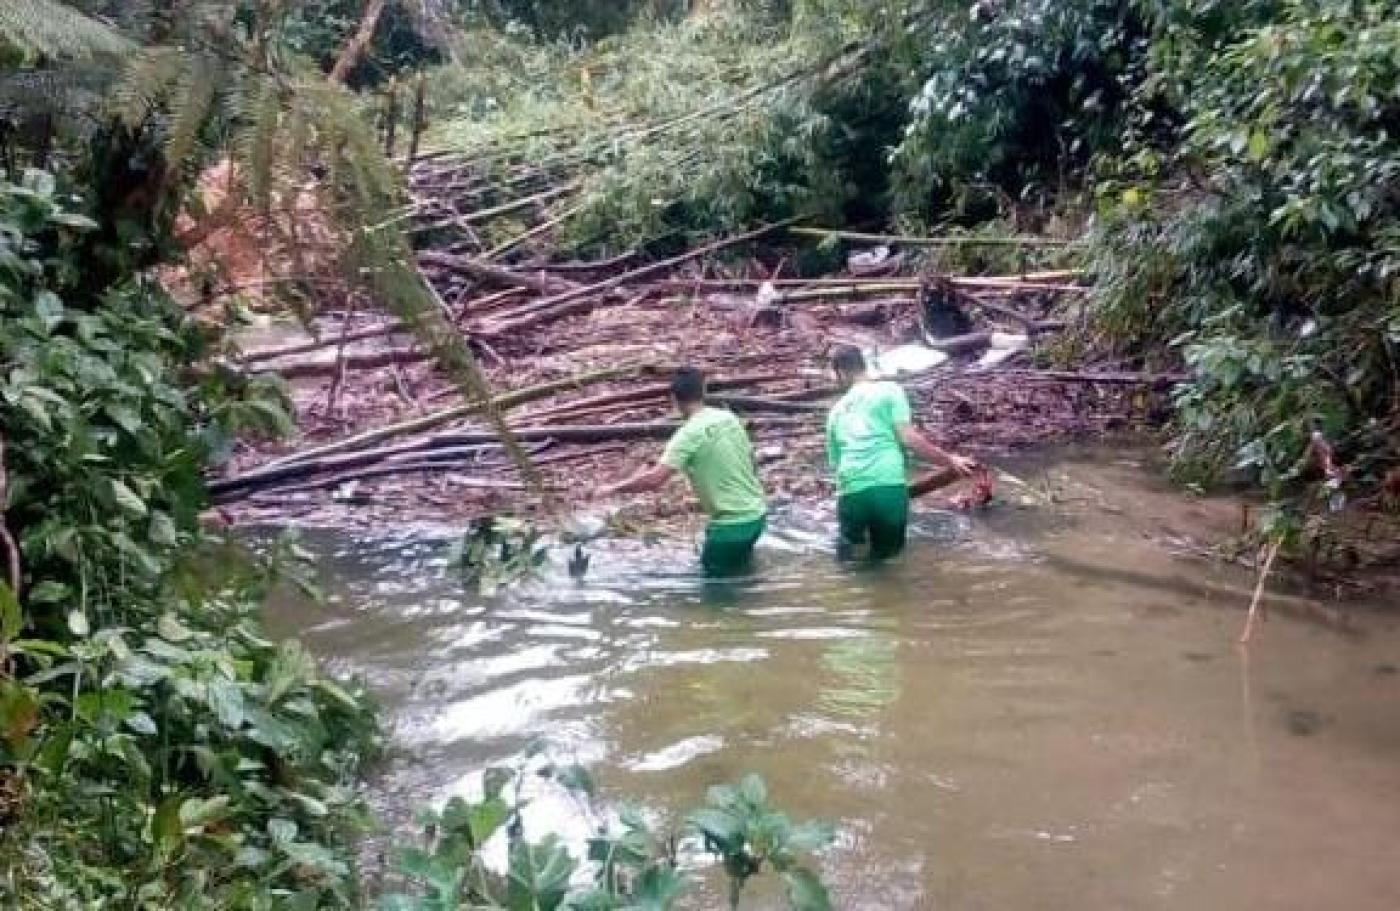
791,226,1083,247
1239,538,1283,644
982,369,1189,388
407,70,427,165
418,250,580,296
512,218,800,318
255,363,647,471
328,0,387,84
240,321,408,364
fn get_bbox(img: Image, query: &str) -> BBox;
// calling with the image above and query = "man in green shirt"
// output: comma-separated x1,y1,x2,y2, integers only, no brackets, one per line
598,367,767,576
826,345,977,560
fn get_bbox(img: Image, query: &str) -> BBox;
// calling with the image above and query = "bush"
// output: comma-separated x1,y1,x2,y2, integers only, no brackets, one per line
1090,0,1400,516
0,171,380,907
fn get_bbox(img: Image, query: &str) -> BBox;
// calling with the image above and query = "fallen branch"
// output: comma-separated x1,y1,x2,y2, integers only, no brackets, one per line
507,218,801,321
418,251,580,296
1240,537,1283,644
791,226,1083,248
328,0,387,84
253,363,648,472
0,433,20,596
985,369,1188,388
239,321,409,365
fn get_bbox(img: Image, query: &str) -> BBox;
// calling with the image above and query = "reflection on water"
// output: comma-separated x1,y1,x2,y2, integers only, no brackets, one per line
263,452,1400,910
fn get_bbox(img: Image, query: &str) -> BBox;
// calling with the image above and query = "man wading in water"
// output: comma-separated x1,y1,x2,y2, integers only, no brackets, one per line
827,345,979,560
598,367,767,576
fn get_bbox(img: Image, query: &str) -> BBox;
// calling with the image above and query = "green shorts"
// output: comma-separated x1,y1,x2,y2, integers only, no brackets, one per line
701,516,766,577
838,485,909,561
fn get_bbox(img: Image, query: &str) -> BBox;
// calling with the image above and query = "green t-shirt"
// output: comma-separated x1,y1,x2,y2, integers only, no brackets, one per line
826,380,913,496
662,407,767,525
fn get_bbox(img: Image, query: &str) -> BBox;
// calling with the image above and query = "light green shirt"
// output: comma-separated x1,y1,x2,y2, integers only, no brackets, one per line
826,380,913,496
662,407,767,525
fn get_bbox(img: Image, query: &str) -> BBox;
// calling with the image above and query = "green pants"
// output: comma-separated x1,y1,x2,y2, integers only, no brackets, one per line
838,485,910,561
701,516,766,577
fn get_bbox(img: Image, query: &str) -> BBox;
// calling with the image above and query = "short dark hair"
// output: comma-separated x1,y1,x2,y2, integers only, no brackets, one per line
831,345,866,376
670,366,706,404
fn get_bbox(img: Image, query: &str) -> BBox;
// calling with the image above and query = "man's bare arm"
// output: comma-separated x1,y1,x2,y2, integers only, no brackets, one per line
897,424,978,475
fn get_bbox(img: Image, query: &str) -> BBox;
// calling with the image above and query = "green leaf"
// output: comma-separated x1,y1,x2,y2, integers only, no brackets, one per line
180,794,232,830
148,511,179,547
26,580,70,605
268,817,298,844
207,677,246,729
738,774,768,807
157,612,194,642
785,821,835,854
0,680,40,749
153,794,184,855
782,868,832,911
468,796,511,847
49,212,99,231
630,867,687,910
687,809,743,847
1246,130,1270,163
33,291,64,331
554,763,595,798
0,581,21,641
109,478,148,518
507,836,576,911
484,765,513,801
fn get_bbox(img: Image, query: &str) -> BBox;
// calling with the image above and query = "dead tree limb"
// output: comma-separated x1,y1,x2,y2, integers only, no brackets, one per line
329,0,388,84
418,251,579,295
256,363,648,471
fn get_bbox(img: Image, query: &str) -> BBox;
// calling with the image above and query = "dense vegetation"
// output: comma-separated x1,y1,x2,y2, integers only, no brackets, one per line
422,0,1397,538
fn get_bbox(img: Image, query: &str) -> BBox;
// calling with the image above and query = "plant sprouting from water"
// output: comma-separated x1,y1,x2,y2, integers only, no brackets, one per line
380,770,832,910
451,516,549,596
688,773,834,911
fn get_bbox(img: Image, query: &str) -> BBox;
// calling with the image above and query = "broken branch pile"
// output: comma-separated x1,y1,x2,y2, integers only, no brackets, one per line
215,168,1183,527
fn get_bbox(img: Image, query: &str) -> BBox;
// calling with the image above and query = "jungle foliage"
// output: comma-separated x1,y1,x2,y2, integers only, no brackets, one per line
0,170,380,907
424,0,1399,522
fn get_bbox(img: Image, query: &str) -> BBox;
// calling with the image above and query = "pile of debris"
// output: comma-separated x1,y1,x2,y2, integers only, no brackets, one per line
212,159,1181,529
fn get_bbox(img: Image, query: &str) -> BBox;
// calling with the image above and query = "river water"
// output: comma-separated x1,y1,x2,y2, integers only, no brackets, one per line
264,450,1400,910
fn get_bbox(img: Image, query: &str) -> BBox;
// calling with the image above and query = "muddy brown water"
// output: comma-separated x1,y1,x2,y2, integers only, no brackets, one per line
263,450,1400,909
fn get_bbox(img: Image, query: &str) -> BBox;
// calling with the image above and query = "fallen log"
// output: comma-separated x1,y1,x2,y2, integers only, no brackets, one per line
709,393,827,414
791,226,1083,248
209,442,504,497
503,218,801,324
983,369,1189,388
515,372,798,425
262,346,433,380
255,363,649,472
254,466,531,500
239,321,410,365
926,321,1067,356
418,251,579,296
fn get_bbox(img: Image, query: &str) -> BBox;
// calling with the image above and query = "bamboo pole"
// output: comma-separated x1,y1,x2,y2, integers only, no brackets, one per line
407,70,427,165
1239,538,1283,644
791,226,1083,248
255,363,648,472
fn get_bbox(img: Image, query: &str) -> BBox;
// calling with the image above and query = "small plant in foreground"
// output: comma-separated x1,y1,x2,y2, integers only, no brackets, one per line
380,770,833,910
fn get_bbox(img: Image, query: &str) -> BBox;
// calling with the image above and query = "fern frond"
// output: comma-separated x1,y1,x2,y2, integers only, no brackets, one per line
0,0,132,60
226,74,282,216
163,53,220,178
110,46,188,128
